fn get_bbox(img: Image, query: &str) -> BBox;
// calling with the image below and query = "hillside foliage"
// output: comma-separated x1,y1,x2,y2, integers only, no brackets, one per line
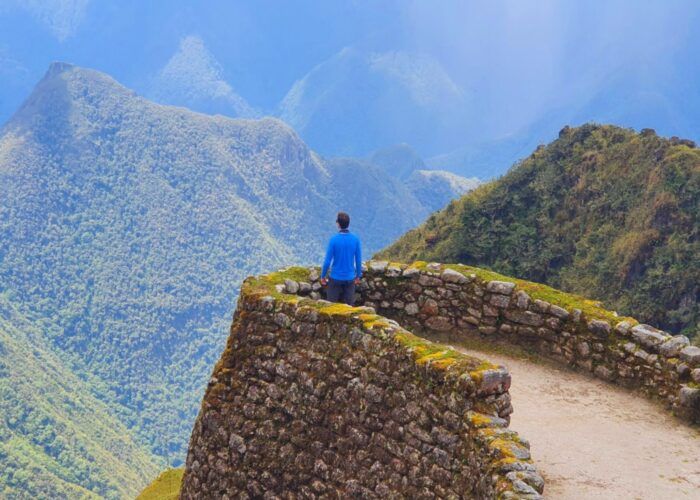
379,125,700,340
0,295,161,499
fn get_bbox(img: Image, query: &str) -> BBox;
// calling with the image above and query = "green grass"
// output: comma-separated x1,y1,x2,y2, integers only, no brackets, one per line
137,468,184,500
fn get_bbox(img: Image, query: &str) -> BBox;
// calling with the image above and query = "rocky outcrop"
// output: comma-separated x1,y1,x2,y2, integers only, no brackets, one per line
180,267,543,499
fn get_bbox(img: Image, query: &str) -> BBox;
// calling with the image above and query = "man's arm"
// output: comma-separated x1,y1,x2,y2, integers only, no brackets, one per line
321,238,333,279
355,237,362,280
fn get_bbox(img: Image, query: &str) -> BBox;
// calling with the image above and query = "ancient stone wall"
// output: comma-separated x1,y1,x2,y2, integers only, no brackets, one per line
300,261,698,424
180,267,544,499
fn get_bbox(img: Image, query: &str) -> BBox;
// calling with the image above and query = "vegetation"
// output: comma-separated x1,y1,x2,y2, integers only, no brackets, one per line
137,468,184,500
0,295,161,499
379,125,700,340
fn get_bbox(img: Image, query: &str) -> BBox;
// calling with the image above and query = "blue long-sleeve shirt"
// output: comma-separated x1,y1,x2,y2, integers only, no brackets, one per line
321,230,362,280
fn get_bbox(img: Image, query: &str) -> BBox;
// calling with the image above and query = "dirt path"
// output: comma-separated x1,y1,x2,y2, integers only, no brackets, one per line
454,344,700,499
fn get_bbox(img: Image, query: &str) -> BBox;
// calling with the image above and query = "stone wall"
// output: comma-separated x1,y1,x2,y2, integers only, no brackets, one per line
301,261,698,424
180,267,544,499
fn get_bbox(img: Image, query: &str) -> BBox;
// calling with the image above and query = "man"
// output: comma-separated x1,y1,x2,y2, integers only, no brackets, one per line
320,212,362,305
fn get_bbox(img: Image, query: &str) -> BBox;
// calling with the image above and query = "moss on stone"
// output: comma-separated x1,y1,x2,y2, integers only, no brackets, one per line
415,261,637,327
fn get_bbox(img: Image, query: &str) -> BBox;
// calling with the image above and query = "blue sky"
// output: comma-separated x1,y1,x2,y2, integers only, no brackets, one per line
1,0,699,174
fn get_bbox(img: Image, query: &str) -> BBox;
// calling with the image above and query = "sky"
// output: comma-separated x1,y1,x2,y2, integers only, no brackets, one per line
1,0,699,175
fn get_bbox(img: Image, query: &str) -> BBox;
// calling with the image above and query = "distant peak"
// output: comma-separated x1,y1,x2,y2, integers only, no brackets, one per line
46,61,75,77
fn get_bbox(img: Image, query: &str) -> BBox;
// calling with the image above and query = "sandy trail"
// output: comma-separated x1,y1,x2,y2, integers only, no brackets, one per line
453,344,700,499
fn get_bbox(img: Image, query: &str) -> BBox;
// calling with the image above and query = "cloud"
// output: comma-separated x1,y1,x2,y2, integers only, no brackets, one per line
11,0,91,41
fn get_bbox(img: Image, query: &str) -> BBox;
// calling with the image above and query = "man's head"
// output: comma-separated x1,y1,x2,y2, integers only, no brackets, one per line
336,211,350,230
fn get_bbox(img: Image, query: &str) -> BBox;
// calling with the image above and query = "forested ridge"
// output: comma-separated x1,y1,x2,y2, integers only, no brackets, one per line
379,124,700,341
0,62,473,496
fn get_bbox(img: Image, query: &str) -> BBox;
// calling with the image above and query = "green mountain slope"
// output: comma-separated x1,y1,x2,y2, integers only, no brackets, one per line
0,61,470,492
379,124,700,339
0,295,161,499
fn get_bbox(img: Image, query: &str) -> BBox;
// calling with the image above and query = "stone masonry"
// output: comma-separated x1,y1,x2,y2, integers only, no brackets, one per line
317,261,699,424
180,265,545,499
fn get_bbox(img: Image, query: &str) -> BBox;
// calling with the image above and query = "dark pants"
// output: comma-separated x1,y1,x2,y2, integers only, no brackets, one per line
327,278,356,305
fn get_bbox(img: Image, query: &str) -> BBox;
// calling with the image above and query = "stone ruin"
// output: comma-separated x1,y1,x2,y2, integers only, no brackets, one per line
180,260,699,499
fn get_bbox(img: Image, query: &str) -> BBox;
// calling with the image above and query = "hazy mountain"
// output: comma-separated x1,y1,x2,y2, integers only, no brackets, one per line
405,169,480,213
279,47,469,157
368,143,480,211
148,35,256,118
0,62,470,495
379,124,700,340
371,143,426,180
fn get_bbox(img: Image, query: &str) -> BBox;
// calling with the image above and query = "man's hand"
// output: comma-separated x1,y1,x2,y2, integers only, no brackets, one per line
320,277,328,287
354,277,361,286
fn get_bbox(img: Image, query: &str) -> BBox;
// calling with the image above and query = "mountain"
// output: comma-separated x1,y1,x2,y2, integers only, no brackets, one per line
0,62,469,494
371,143,427,180
378,124,700,340
368,143,480,211
0,294,161,499
279,47,469,157
405,169,480,214
148,35,257,118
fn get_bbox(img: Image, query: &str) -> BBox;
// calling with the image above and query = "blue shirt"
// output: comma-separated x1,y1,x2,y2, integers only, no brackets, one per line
321,230,362,280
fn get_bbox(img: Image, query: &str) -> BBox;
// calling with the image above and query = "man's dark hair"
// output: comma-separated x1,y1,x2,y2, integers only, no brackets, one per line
336,211,350,229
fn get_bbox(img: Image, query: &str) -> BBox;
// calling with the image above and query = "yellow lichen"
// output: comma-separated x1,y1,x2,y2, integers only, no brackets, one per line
318,303,362,316
468,412,495,428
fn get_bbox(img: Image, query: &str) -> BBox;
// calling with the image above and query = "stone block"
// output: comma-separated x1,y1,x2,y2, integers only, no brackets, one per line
284,279,299,294
441,268,469,284
531,299,550,313
587,319,611,338
631,324,668,350
402,266,420,278
680,346,700,367
504,310,544,327
614,320,633,336
368,260,388,272
418,274,443,287
486,280,516,295
549,305,570,320
679,386,700,409
514,290,530,310
425,316,453,332
576,341,591,358
489,294,511,308
659,335,690,358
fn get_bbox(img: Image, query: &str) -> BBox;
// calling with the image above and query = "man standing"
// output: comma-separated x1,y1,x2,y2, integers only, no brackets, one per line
320,212,362,305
